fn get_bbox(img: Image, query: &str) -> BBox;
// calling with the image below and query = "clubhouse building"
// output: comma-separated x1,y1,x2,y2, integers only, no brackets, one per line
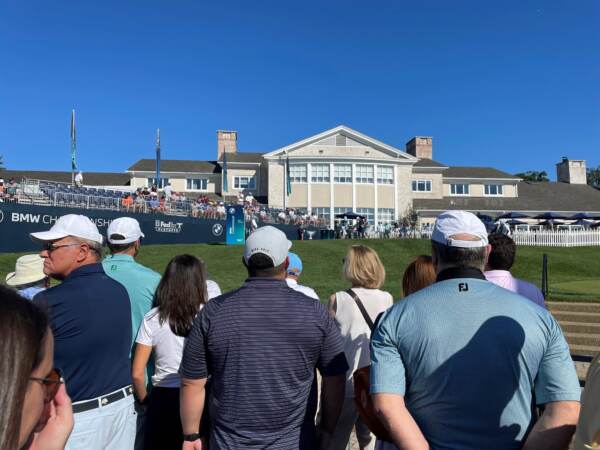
126,126,600,227
4,125,600,227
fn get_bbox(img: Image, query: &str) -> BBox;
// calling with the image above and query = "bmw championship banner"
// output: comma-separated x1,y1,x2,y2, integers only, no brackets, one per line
226,205,245,245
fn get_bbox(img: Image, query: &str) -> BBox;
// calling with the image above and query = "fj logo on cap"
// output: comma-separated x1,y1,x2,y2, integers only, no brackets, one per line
458,283,469,292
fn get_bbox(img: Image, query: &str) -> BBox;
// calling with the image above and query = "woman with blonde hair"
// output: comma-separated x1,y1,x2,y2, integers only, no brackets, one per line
325,245,393,450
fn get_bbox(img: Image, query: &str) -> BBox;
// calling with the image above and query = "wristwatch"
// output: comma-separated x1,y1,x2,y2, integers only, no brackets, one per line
183,433,201,442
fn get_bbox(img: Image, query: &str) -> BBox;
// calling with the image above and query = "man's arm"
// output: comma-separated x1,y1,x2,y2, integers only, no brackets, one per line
318,374,345,436
180,377,207,449
372,393,429,450
522,401,580,450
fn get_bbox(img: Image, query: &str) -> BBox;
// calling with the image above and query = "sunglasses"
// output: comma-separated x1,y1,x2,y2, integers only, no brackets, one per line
43,242,80,253
30,368,64,403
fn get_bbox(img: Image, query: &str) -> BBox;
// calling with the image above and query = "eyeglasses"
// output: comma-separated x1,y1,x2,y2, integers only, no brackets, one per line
43,243,80,253
30,368,64,403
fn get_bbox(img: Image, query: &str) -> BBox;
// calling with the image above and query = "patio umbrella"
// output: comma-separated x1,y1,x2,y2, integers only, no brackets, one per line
573,219,593,227
476,213,494,223
334,211,364,220
567,213,593,220
535,212,567,220
506,219,527,226
539,220,564,226
497,212,529,219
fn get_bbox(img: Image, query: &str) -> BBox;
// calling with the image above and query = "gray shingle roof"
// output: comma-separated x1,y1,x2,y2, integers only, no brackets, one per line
413,158,448,168
218,152,264,163
127,159,221,173
443,166,520,179
414,182,600,214
0,170,131,186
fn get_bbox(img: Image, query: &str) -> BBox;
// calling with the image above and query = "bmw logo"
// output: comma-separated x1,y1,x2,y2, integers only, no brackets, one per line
212,223,224,236
228,208,236,214
0,209,4,223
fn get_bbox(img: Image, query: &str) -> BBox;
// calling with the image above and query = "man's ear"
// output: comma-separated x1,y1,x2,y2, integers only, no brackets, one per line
284,256,290,271
484,244,492,269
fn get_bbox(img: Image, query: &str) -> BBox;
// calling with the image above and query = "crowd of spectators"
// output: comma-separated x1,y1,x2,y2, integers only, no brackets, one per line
2,210,599,450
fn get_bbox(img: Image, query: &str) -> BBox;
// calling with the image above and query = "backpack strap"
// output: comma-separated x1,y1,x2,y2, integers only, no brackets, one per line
345,288,374,331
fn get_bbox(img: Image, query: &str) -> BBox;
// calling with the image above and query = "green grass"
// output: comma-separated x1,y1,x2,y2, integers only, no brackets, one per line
1,240,599,302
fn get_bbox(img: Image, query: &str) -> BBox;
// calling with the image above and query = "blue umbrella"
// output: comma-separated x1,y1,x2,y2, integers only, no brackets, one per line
535,212,567,220
573,219,593,227
567,213,593,220
497,211,529,219
506,219,527,225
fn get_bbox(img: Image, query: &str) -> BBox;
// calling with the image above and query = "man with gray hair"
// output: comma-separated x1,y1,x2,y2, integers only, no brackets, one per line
32,214,136,450
370,210,580,450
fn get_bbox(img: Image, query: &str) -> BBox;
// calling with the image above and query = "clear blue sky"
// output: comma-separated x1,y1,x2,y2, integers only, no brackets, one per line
1,0,598,179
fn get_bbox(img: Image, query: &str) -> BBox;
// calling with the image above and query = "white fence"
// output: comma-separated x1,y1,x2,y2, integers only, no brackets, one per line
513,230,600,247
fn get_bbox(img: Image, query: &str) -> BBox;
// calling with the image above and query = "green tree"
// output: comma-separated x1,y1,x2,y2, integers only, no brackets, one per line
587,166,600,188
514,170,549,182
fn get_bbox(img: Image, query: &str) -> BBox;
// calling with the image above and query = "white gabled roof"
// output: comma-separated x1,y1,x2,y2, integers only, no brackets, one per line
263,125,418,161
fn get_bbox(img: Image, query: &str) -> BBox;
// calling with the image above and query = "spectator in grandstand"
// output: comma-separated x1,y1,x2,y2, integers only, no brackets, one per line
31,214,137,450
285,252,318,300
122,193,134,211
0,285,74,450
148,196,159,213
162,183,172,200
5,254,50,300
134,193,146,212
74,171,83,187
326,245,393,450
401,255,436,297
6,178,18,202
141,186,150,197
573,353,600,450
0,178,4,199
371,210,580,450
484,233,546,308
180,226,348,450
132,255,209,450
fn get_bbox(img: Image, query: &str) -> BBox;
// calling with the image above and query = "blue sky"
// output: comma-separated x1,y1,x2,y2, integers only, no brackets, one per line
1,0,598,179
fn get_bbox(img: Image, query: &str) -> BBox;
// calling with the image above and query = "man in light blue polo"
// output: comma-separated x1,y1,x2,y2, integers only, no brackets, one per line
371,210,580,450
103,217,161,349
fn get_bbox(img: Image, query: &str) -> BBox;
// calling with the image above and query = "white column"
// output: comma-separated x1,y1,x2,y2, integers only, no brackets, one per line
307,163,312,215
352,163,356,212
374,164,378,226
329,163,334,229
394,165,399,221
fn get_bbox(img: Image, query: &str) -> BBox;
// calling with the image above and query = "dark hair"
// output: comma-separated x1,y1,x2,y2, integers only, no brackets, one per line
0,286,49,450
154,254,208,337
487,234,516,271
107,234,137,254
245,253,285,277
431,241,487,271
402,255,436,297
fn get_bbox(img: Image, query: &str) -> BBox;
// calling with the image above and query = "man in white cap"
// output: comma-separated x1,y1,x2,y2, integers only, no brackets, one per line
370,210,580,450
31,214,136,450
180,225,348,450
5,254,49,300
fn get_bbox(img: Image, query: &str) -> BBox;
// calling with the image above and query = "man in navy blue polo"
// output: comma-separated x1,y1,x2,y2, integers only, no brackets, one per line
180,226,348,450
32,214,136,450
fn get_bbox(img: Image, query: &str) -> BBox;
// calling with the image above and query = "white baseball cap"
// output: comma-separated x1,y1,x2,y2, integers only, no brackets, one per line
244,226,292,267
431,211,489,248
5,254,46,286
107,217,145,244
30,214,103,244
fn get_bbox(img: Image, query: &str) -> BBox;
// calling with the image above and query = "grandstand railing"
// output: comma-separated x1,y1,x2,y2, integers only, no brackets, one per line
513,229,600,247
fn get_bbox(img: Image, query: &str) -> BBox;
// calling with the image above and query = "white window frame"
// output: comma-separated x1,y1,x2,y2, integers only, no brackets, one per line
147,177,169,188
411,179,432,192
186,178,209,191
355,164,374,184
334,164,352,183
313,207,331,220
450,183,470,196
377,166,394,184
377,208,395,224
233,176,256,190
356,207,375,223
289,164,307,183
311,164,330,183
334,207,352,216
484,184,504,196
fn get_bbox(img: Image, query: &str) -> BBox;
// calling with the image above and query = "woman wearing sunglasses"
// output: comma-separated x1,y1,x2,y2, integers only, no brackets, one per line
0,285,73,450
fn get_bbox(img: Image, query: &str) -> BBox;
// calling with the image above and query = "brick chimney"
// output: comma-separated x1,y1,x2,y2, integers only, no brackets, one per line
406,136,432,159
217,130,237,160
556,157,587,184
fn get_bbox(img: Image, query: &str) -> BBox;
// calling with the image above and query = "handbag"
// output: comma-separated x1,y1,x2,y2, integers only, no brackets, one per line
346,289,393,442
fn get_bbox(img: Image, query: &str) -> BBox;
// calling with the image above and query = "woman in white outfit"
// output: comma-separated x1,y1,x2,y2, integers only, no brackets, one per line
325,245,393,450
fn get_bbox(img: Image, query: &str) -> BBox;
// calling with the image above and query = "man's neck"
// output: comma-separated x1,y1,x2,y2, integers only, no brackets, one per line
112,249,137,258
56,260,98,280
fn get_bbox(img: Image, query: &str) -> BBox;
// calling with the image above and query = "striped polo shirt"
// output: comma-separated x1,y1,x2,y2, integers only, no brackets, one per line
180,277,348,450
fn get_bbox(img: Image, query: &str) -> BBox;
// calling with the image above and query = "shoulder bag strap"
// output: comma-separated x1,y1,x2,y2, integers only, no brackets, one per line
345,288,374,331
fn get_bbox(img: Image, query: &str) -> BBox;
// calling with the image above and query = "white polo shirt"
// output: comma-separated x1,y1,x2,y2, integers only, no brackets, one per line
286,278,319,300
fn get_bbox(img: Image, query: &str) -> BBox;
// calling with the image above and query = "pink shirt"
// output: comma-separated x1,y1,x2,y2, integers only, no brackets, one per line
484,270,546,309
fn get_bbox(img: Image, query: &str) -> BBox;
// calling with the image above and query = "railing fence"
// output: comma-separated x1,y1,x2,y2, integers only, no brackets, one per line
513,230,600,247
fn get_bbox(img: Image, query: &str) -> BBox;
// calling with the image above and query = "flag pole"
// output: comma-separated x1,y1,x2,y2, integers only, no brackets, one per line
155,128,161,187
70,110,77,185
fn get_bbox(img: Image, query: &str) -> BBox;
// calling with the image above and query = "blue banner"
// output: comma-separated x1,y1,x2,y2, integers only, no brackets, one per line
226,205,245,245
